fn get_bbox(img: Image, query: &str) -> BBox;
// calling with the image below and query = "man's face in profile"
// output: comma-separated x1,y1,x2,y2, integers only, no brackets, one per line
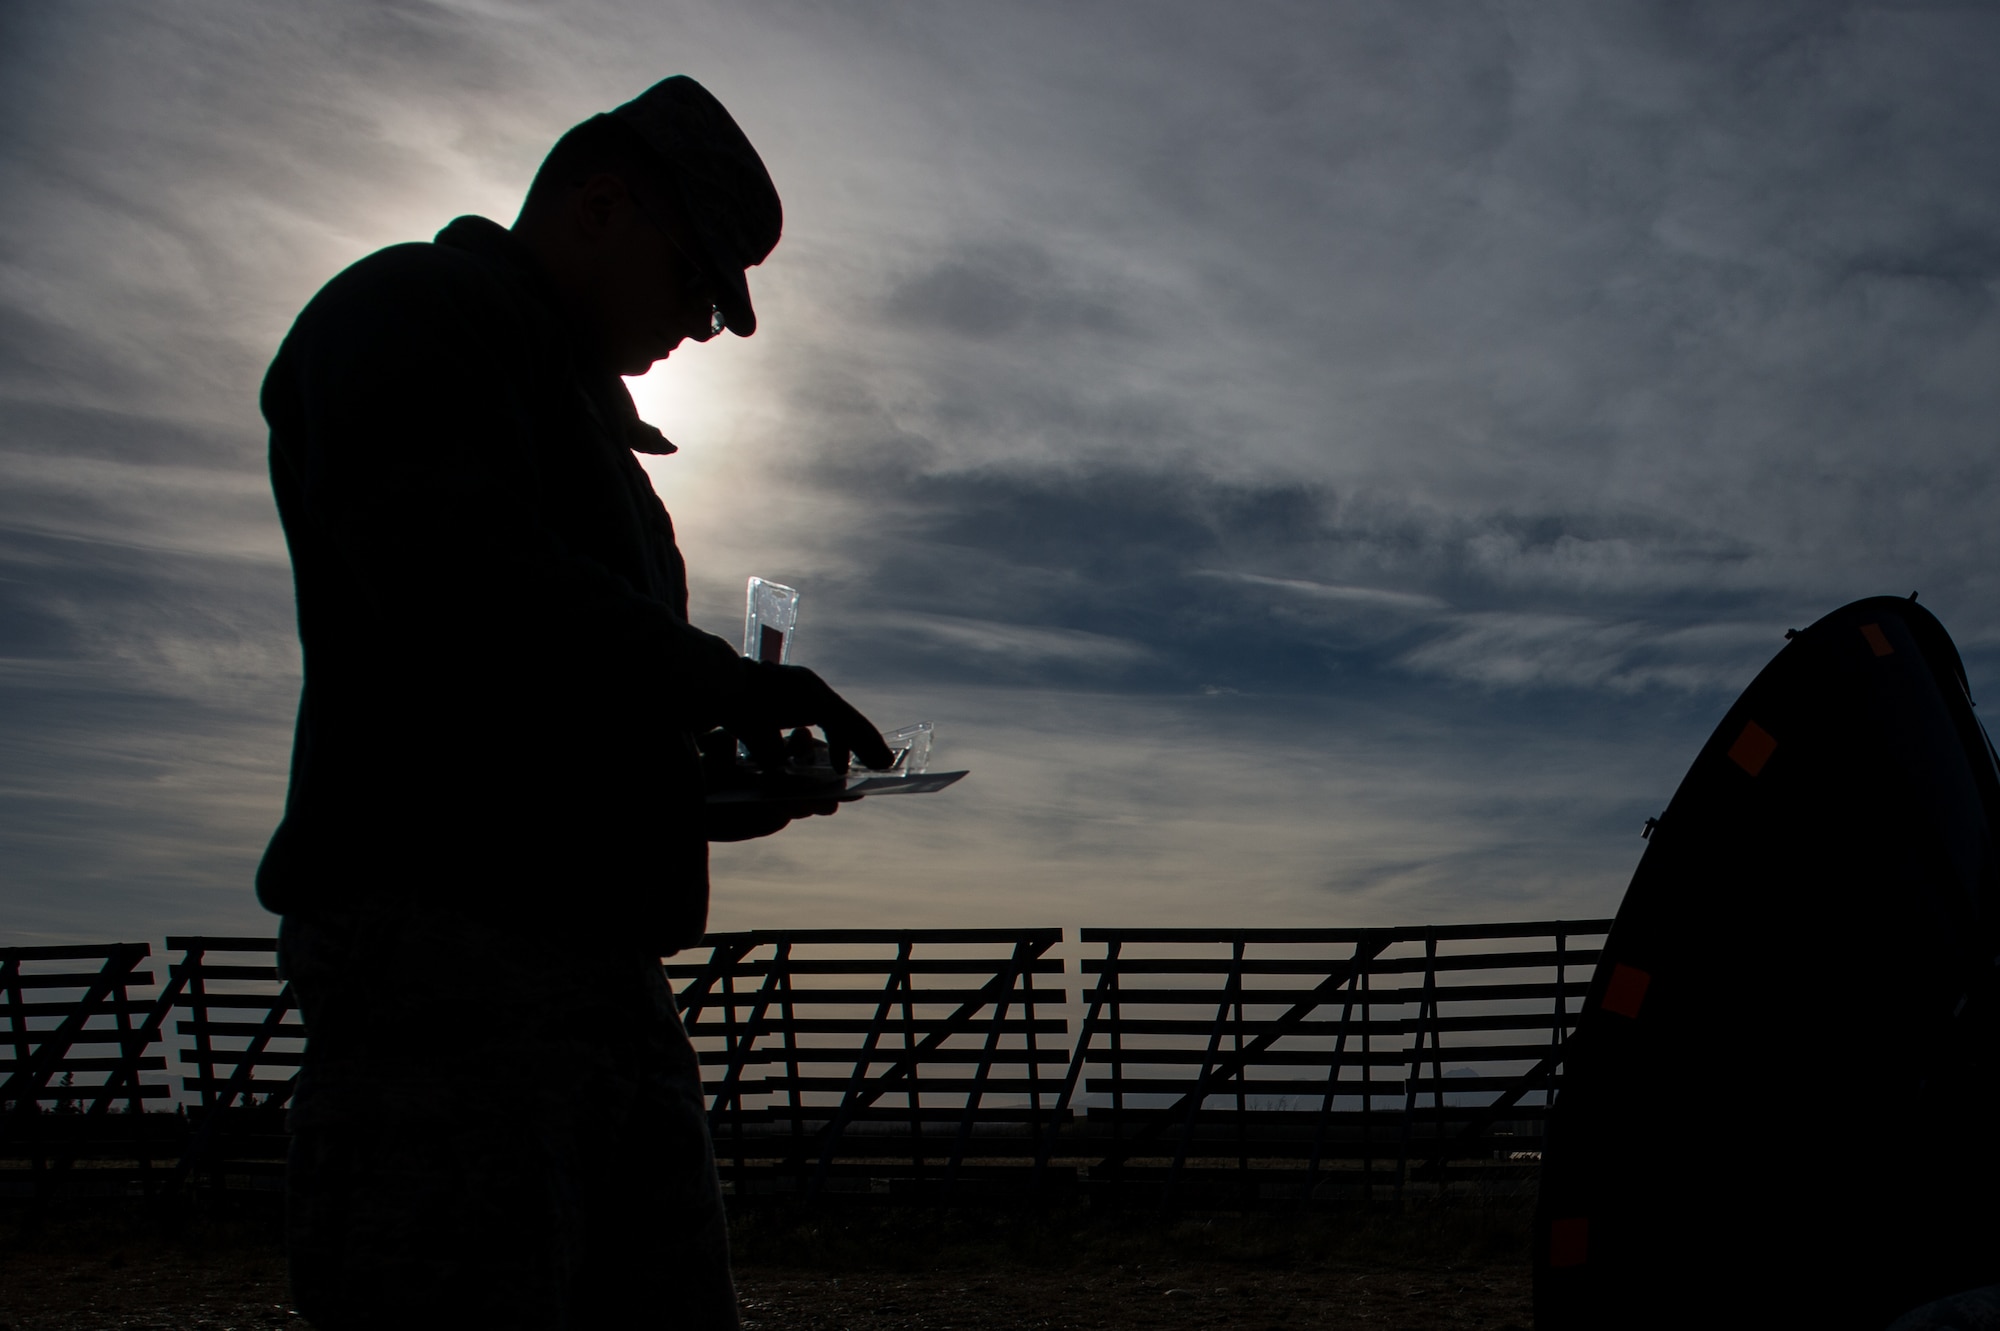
573,174,732,375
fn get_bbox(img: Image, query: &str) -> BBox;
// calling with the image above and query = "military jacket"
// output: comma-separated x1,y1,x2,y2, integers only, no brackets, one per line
258,215,745,953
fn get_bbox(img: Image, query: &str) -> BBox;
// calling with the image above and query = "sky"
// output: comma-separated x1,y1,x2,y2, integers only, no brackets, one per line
3,1,1999,945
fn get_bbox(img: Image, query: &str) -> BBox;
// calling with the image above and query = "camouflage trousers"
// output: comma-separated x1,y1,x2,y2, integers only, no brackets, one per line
278,906,735,1330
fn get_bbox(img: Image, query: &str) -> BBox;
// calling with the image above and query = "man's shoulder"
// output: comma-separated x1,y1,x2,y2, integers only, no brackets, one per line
300,234,514,332
331,237,475,284
264,227,542,419
269,225,547,399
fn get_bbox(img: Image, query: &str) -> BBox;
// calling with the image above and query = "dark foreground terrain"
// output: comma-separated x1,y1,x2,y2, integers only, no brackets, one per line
0,1203,1533,1330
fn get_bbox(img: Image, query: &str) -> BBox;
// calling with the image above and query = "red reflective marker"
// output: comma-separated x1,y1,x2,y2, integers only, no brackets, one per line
1601,963,1650,1019
1729,721,1777,776
1549,1216,1589,1268
1861,623,1894,657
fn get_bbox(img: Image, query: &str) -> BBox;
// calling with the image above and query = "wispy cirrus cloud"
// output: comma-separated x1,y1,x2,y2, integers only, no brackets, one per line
1191,572,1449,616
1396,611,1783,695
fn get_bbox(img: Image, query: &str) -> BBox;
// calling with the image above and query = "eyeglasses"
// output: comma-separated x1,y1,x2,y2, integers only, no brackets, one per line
637,194,727,338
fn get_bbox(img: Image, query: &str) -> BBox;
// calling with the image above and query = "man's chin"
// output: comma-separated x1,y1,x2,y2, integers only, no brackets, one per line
617,348,670,376
633,338,687,374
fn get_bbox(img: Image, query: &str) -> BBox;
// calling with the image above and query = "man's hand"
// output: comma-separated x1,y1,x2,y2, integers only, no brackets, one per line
706,796,840,843
722,661,894,775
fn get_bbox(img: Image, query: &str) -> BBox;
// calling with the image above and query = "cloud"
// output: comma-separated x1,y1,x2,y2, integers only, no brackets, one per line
5,1,2000,944
883,242,1134,341
0,678,290,944
708,680,1685,934
1396,611,1780,694
1191,571,1450,615
851,611,1151,675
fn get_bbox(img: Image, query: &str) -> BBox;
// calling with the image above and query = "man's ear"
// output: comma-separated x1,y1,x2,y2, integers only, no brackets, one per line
571,172,632,242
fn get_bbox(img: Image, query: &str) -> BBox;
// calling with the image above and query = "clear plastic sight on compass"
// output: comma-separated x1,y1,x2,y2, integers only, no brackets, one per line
740,577,937,785
742,576,799,663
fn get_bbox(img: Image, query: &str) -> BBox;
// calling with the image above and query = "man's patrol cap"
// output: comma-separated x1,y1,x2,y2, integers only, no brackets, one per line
605,76,781,337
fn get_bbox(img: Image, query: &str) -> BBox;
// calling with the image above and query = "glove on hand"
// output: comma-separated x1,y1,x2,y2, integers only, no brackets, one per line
723,660,894,775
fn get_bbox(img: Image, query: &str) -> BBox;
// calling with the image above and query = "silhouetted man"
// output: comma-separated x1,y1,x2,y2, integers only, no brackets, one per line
257,76,889,1328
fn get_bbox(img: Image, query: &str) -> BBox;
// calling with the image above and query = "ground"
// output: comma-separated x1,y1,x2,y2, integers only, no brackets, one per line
0,1204,1535,1330
737,1265,1530,1330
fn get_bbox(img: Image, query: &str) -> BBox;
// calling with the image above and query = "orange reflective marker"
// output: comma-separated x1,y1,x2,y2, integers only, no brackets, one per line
1549,1216,1589,1268
1861,623,1894,657
1601,962,1651,1018
1728,721,1777,776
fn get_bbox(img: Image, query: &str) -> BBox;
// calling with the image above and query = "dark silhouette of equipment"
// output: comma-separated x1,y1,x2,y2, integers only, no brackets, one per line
1536,596,2000,1328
